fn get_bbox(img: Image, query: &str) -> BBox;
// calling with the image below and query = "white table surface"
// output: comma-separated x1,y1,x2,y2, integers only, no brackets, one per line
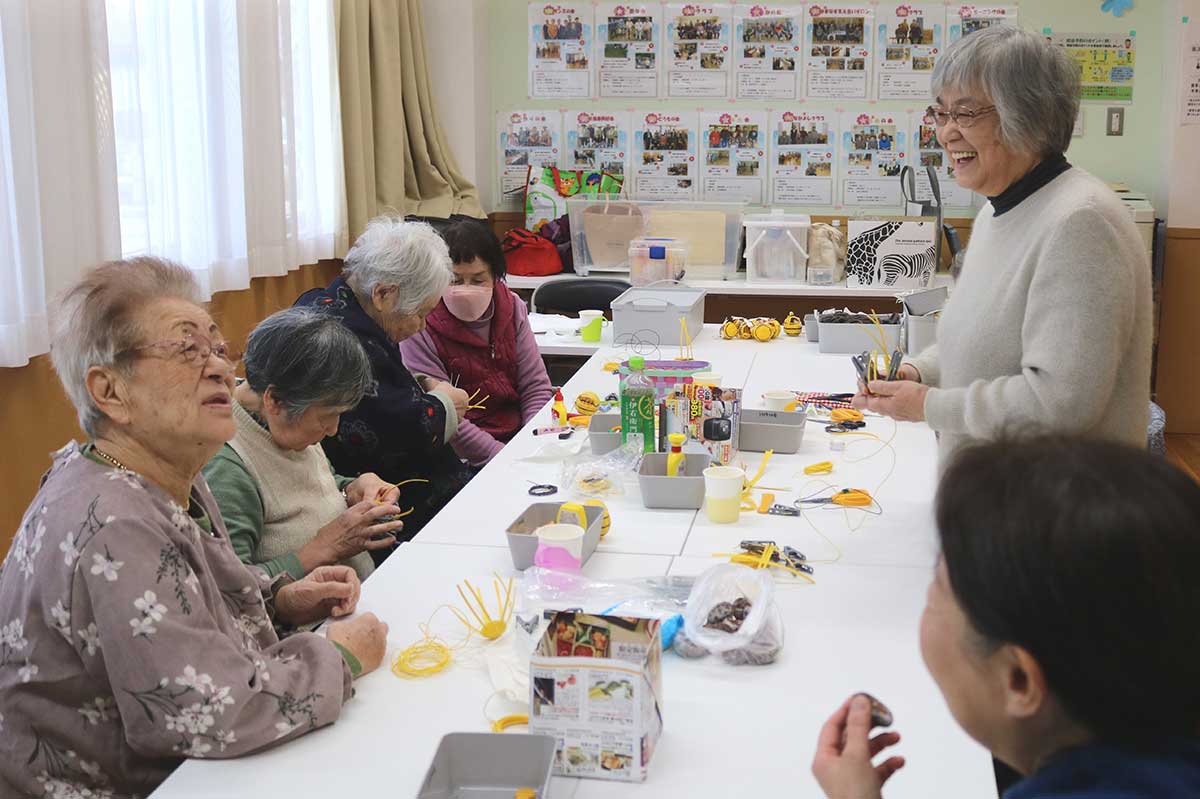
154,333,994,799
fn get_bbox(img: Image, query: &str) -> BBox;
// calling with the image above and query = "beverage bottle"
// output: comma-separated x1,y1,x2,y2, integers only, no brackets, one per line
620,356,656,453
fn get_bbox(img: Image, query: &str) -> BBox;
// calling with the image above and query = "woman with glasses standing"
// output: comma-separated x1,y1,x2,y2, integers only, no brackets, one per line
853,26,1152,462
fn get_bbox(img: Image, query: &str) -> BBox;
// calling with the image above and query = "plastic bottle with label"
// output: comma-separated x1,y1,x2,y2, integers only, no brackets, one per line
620,356,656,453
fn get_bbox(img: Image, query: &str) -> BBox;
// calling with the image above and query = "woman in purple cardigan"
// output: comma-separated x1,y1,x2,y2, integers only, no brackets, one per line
400,221,554,465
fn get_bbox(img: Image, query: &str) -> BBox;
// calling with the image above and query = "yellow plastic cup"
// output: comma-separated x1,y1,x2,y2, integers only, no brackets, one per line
703,466,745,524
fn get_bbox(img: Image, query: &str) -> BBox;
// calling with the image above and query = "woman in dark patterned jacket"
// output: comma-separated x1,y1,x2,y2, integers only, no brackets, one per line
295,218,472,553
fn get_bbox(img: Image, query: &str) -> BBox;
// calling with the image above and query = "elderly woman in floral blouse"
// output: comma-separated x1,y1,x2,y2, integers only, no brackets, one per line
0,257,390,798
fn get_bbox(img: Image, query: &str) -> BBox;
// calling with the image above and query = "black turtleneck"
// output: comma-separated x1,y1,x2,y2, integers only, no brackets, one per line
987,152,1071,216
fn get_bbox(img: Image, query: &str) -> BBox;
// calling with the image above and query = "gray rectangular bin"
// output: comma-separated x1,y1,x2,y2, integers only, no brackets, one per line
588,413,622,455
506,502,604,570
638,453,709,509
417,732,555,799
740,408,808,454
611,285,706,349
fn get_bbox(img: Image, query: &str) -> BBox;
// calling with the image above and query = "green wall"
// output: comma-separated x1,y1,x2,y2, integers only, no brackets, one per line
489,0,1168,214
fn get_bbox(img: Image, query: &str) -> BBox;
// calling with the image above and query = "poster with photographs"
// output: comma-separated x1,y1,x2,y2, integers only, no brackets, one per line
947,6,1017,44
734,4,802,100
840,110,906,207
803,5,874,99
564,110,632,180
910,109,974,208
664,4,733,98
528,3,593,98
597,3,660,98
699,110,768,203
1050,33,1136,104
770,109,837,205
633,110,698,199
497,110,562,207
876,4,944,101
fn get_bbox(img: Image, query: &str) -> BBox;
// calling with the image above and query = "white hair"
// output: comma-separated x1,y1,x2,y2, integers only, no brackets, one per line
50,257,203,437
342,217,453,314
932,25,1080,157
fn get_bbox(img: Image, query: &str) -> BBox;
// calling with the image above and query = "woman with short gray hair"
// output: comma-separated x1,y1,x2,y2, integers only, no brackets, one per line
854,25,1152,462
203,307,406,581
296,217,474,546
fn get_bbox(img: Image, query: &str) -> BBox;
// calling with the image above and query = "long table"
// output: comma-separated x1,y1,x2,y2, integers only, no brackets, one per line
153,328,994,799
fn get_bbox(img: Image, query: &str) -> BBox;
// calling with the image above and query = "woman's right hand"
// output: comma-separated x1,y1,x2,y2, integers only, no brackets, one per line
299,501,405,571
812,695,905,799
852,363,921,408
327,612,389,677
427,381,471,418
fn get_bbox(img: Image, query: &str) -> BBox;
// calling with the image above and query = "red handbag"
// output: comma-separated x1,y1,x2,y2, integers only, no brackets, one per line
502,228,563,277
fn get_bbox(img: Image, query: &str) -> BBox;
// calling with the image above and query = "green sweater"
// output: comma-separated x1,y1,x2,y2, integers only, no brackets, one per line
203,444,355,579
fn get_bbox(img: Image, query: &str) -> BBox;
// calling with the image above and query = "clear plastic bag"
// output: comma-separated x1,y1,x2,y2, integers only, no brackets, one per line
558,439,644,498
680,564,778,654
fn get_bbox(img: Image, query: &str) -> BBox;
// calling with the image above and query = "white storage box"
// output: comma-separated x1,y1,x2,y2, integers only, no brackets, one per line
743,210,810,283
611,285,706,349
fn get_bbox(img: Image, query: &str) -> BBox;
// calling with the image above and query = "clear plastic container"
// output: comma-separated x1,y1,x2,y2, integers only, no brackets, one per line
628,237,686,286
743,210,811,283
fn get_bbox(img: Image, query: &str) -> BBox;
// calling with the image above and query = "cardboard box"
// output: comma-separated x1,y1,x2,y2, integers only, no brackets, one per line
664,383,741,465
529,612,663,783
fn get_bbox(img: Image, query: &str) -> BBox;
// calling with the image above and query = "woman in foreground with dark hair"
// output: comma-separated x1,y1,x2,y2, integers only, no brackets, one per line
813,436,1200,798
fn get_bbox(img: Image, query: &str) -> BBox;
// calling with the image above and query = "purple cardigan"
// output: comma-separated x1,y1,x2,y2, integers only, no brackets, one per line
401,294,554,465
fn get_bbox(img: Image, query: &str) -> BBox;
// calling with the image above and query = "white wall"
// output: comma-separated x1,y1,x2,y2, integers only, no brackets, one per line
1164,1,1200,227
421,0,493,212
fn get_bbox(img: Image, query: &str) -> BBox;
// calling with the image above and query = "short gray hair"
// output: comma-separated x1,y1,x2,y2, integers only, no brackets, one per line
342,217,453,315
242,307,376,419
51,257,203,437
932,25,1080,157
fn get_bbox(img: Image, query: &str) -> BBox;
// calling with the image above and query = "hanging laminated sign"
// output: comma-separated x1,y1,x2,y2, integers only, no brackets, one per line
597,3,661,98
565,110,633,181
770,109,837,205
699,110,768,203
632,110,699,199
498,110,562,208
734,4,802,100
911,109,974,208
1050,33,1136,104
528,3,593,98
876,4,946,101
840,110,906,207
947,5,1018,44
664,4,733,99
803,5,875,100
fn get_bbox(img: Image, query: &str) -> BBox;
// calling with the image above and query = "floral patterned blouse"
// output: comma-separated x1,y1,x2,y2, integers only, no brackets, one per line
0,442,352,798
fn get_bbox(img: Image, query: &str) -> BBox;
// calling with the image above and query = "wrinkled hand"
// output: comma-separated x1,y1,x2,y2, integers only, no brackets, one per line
344,472,398,506
812,695,905,799
428,380,471,419
275,565,362,626
851,379,928,423
299,501,404,571
327,612,389,677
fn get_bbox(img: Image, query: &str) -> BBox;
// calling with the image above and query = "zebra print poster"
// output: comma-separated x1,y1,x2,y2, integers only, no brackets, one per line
845,219,938,288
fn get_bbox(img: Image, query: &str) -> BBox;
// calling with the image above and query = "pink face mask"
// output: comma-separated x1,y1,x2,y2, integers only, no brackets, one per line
442,283,493,322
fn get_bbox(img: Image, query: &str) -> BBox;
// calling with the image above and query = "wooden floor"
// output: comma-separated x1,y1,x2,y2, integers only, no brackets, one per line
1166,434,1200,483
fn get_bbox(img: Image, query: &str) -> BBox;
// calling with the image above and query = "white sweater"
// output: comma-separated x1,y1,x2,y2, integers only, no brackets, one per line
910,167,1152,464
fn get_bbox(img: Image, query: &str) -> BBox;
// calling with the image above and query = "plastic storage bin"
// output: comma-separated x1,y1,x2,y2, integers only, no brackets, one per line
506,502,605,570
638,453,709,509
629,237,686,286
740,409,808,453
743,210,810,283
417,733,555,799
817,317,902,355
611,285,706,349
588,413,622,455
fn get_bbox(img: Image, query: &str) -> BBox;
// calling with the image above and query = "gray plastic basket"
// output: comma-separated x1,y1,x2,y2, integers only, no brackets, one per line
817,319,901,354
740,408,808,454
588,413,622,455
506,502,604,570
638,453,709,509
417,732,555,799
611,285,706,349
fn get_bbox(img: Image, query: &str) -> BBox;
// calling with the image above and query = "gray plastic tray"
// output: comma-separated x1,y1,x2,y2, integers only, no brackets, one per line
588,413,622,455
740,408,807,454
638,453,709,509
417,732,555,799
804,313,819,342
817,319,901,354
506,502,604,570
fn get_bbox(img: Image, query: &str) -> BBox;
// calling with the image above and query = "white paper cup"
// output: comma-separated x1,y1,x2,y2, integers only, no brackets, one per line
762,390,795,411
703,466,745,524
691,371,722,386
534,523,585,570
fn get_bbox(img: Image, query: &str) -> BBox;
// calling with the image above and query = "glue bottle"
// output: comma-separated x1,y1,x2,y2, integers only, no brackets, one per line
552,389,568,425
620,356,656,453
666,433,686,477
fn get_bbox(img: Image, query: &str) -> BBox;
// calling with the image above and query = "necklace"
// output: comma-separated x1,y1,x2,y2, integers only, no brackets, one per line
92,445,130,472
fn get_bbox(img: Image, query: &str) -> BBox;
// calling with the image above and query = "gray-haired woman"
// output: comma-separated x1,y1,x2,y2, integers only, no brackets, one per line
853,26,1152,462
203,308,406,583
0,258,389,797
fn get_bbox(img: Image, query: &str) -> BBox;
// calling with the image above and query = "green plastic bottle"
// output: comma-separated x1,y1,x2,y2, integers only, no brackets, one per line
620,356,656,453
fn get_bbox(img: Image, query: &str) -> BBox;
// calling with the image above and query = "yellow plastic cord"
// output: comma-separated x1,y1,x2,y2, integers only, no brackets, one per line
739,450,774,510
804,460,834,475
715,542,816,584
830,408,864,424
391,637,453,678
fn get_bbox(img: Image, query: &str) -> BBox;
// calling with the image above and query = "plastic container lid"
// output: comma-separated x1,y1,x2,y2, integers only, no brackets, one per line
630,355,645,370
649,245,666,259
743,210,811,227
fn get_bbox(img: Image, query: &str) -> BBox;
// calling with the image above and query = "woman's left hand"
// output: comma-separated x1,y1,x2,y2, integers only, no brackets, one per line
275,565,362,625
851,380,929,423
345,472,398,506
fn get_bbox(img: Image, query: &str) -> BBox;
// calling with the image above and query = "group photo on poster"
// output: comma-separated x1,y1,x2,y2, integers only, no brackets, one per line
876,4,944,100
699,110,767,203
734,4,801,100
566,110,632,180
804,6,874,99
840,110,906,206
528,3,593,98
597,3,660,98
948,5,1018,44
770,110,836,205
633,111,698,199
665,4,733,98
497,110,562,207
910,109,974,208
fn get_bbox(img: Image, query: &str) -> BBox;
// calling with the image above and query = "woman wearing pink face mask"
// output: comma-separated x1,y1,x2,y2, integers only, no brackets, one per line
400,221,554,465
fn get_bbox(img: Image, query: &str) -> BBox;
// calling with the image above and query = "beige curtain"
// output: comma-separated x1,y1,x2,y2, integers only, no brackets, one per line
335,0,483,239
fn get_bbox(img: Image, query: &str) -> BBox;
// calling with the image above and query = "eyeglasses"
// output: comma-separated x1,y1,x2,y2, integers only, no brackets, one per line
121,331,235,366
925,104,997,129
